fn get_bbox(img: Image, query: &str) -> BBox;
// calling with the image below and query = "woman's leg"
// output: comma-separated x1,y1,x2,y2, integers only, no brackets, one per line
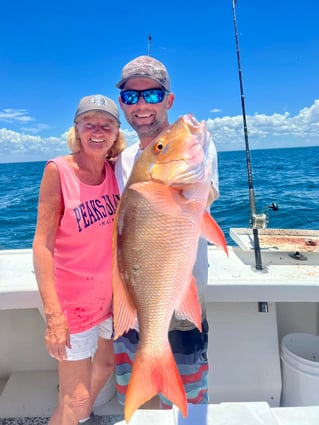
87,337,115,412
49,357,92,425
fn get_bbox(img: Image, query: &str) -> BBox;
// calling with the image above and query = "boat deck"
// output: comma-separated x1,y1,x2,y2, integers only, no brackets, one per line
1,229,319,423
1,402,319,425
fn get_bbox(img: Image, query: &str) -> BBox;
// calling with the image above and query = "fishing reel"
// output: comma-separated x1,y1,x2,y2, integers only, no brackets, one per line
250,202,279,229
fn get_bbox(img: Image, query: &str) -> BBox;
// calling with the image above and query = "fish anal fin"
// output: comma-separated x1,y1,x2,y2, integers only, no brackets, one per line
201,210,228,255
125,348,187,422
175,276,202,332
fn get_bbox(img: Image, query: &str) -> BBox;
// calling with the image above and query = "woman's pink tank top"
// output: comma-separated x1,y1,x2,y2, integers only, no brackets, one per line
50,156,120,334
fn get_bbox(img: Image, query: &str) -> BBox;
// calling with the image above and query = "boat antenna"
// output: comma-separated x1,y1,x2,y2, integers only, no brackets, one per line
231,0,263,271
147,34,152,56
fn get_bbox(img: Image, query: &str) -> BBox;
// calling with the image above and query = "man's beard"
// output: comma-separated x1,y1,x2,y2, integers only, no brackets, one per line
135,123,160,139
131,117,165,140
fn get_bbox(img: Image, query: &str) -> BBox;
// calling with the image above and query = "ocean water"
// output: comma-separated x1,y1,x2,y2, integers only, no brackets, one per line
0,146,318,250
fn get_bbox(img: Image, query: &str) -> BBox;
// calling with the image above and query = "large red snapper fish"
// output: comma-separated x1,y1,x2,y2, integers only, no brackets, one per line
112,114,228,423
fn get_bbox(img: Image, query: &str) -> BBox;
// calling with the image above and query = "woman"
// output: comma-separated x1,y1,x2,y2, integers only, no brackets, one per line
33,94,125,425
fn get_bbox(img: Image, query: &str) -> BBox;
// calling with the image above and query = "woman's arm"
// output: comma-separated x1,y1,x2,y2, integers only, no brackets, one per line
32,162,70,360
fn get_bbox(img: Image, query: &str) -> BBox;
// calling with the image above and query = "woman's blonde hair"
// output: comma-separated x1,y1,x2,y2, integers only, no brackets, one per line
67,125,126,159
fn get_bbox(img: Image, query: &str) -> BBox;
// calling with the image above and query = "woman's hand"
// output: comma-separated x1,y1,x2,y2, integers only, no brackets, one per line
45,312,71,361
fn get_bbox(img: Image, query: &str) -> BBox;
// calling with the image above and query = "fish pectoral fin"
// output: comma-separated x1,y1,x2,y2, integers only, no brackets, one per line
129,181,184,215
175,276,202,331
125,347,187,422
201,210,229,255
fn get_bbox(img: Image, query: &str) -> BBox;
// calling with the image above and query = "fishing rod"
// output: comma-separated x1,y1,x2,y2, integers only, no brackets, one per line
231,0,264,271
147,34,152,56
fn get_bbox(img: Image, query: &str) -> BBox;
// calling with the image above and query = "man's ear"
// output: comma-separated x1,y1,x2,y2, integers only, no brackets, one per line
166,93,175,110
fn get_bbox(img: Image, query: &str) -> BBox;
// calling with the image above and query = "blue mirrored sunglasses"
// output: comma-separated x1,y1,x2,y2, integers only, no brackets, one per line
120,88,169,105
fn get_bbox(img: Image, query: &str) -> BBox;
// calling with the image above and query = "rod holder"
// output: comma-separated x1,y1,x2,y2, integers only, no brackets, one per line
258,302,269,313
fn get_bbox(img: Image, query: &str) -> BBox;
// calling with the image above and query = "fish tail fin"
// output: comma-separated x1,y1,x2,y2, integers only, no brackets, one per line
125,348,187,422
201,210,228,255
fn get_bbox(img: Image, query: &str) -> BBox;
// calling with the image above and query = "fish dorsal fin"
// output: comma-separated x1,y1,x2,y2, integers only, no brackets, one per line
200,211,229,255
174,275,202,332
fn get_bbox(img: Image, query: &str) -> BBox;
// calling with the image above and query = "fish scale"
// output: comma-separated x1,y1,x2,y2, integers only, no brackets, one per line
118,191,200,335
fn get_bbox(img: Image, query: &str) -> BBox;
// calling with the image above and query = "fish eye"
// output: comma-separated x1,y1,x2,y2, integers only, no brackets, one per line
154,141,164,152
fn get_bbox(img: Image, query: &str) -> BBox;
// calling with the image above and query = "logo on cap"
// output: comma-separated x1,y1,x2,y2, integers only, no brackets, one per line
90,95,108,106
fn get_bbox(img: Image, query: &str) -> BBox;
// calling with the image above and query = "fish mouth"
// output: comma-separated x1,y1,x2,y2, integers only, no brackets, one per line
171,160,210,186
149,145,211,185
186,141,205,163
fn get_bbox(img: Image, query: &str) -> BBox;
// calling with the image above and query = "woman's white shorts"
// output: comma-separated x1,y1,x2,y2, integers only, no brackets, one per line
66,316,113,361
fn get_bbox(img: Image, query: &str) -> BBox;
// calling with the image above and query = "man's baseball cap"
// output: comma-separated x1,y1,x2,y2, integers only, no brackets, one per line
74,94,120,124
116,56,170,91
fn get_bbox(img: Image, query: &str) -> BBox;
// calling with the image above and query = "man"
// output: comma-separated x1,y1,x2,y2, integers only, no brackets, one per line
114,55,219,409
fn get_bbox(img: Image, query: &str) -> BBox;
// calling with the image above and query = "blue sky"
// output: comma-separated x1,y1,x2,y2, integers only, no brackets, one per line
1,0,319,162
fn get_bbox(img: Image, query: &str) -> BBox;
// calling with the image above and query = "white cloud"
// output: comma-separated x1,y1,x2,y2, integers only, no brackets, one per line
0,108,34,123
1,100,319,162
207,99,319,151
21,123,51,134
0,129,67,162
121,128,139,147
0,127,139,163
0,108,51,135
